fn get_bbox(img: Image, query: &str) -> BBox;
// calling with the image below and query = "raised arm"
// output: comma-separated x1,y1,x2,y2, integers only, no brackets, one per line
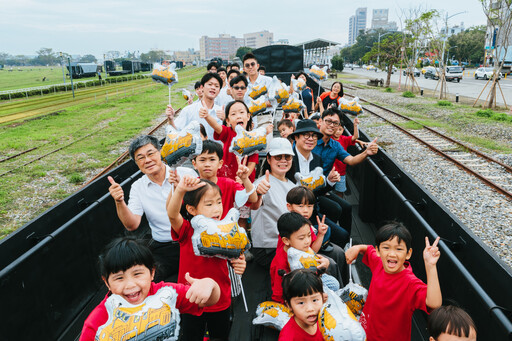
237,156,258,203
424,236,442,309
311,215,328,253
167,176,206,235
199,106,223,135
108,176,141,231
345,244,368,264
184,273,221,308
352,117,360,142
343,138,378,166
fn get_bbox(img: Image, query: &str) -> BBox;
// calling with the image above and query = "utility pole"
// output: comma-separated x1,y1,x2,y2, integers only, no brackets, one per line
68,57,75,99
60,52,65,84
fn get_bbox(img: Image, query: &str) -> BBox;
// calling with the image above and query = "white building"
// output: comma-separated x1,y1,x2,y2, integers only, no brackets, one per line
199,34,244,61
440,22,466,37
244,31,274,49
349,8,367,45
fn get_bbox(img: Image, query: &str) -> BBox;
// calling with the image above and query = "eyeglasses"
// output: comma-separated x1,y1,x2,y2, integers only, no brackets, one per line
232,86,247,90
244,62,256,68
323,119,341,127
135,150,159,164
301,133,318,140
273,154,292,161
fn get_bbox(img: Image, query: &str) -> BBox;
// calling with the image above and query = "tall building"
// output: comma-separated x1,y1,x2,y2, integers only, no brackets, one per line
199,34,244,61
174,49,200,65
348,8,367,45
243,30,274,49
440,22,466,37
371,9,398,31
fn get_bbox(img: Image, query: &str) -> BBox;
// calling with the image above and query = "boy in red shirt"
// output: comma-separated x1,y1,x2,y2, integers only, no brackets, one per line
345,222,442,341
331,117,359,197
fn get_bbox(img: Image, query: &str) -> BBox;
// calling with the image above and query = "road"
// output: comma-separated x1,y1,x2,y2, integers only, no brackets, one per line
343,67,512,106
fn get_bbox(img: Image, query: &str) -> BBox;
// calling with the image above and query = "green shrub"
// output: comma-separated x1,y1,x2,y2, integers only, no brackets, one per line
476,109,493,118
437,100,452,106
402,91,415,98
69,173,85,184
385,87,393,92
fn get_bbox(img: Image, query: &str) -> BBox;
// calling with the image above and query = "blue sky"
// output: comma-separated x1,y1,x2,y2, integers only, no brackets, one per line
0,0,487,58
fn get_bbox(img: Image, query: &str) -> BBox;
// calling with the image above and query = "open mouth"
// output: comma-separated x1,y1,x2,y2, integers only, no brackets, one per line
387,259,398,269
307,314,318,323
124,291,141,303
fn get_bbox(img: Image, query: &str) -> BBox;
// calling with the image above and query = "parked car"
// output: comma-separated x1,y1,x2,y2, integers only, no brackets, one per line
366,64,376,71
403,67,421,77
445,66,463,82
424,67,440,80
474,67,503,80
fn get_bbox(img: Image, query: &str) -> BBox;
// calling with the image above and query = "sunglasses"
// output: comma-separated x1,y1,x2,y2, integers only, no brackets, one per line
273,154,292,161
232,86,247,90
244,62,256,68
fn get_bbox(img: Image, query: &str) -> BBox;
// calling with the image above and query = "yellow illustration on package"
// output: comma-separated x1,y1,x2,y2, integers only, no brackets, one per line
191,208,251,259
248,85,268,99
282,97,305,113
96,286,180,341
294,167,326,191
248,98,267,116
230,126,267,157
253,301,292,330
161,133,193,157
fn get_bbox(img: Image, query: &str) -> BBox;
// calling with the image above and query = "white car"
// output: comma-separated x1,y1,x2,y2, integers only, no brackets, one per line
475,67,503,80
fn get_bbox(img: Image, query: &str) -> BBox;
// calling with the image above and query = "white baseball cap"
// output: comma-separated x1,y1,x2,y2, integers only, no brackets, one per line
267,137,294,156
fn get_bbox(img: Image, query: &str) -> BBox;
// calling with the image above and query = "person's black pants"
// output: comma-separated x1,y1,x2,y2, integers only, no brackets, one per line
318,194,352,235
149,239,180,282
180,308,230,341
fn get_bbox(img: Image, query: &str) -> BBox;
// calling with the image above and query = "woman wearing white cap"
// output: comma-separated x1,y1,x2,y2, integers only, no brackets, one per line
250,138,296,267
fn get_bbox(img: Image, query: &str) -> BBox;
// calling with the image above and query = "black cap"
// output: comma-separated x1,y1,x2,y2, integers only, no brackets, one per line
288,119,323,140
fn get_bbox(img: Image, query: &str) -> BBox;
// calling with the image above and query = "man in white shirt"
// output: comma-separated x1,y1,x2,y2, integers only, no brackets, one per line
166,73,224,140
243,53,274,129
107,135,197,282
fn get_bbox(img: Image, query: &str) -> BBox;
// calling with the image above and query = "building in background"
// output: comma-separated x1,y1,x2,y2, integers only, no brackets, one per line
174,49,200,65
348,8,367,45
440,22,466,37
244,30,274,49
371,9,398,31
273,39,289,45
199,34,244,60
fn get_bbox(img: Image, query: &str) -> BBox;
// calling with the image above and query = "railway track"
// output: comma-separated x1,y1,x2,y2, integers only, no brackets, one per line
345,92,512,200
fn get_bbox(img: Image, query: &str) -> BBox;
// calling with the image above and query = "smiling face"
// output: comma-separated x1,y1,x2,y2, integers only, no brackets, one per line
376,236,412,274
283,224,312,252
186,187,223,220
104,264,155,305
267,154,292,178
294,132,319,153
202,77,221,100
230,81,247,101
319,114,341,137
333,125,344,139
133,144,164,177
226,102,250,129
279,125,294,139
192,152,223,180
331,82,341,95
289,291,325,330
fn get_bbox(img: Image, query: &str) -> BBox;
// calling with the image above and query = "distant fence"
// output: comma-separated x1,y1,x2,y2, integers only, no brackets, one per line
0,73,151,101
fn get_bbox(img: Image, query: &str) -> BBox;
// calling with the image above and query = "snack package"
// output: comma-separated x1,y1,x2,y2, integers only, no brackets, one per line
282,96,305,113
287,247,320,272
291,78,307,92
319,288,366,341
190,208,251,259
151,63,178,86
161,121,203,167
247,84,268,100
269,76,290,104
308,65,328,81
96,286,180,341
294,167,326,191
182,89,193,101
248,97,268,116
337,281,368,316
252,301,292,330
339,96,363,116
229,125,267,157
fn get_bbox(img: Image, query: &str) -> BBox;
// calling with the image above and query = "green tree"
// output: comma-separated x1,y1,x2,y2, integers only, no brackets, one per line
140,50,171,63
447,26,485,65
34,47,58,66
331,54,344,71
79,54,97,63
236,46,252,60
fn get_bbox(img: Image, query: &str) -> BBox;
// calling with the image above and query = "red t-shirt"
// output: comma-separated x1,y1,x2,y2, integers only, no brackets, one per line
216,176,245,219
172,219,231,312
331,135,355,176
79,282,203,341
279,318,324,341
214,125,259,182
272,227,318,303
360,245,428,341
319,91,341,109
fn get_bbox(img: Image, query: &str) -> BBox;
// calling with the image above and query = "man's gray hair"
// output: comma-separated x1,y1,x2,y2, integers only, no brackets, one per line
129,135,160,160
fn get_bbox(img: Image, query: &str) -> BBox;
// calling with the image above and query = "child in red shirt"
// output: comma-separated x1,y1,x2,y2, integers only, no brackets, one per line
345,222,442,341
79,237,220,341
270,212,330,304
331,117,359,196
279,269,327,341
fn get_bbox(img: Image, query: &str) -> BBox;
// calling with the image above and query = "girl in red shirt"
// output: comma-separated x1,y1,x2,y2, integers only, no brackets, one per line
316,82,344,113
279,269,327,341
167,176,247,341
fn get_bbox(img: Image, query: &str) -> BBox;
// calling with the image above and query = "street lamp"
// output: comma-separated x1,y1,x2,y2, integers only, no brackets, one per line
59,52,65,84
377,32,393,66
440,12,466,68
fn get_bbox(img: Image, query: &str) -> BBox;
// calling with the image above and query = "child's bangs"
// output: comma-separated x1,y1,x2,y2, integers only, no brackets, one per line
282,269,323,303
100,237,154,279
286,186,316,205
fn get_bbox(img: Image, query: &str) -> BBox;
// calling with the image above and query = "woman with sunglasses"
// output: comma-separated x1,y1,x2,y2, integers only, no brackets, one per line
250,138,297,268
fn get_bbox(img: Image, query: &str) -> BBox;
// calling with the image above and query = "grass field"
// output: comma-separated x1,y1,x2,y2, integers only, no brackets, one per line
0,66,108,91
0,66,204,239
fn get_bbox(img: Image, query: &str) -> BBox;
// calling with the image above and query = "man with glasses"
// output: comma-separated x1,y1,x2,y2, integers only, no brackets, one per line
242,53,273,130
107,135,197,282
228,75,248,102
